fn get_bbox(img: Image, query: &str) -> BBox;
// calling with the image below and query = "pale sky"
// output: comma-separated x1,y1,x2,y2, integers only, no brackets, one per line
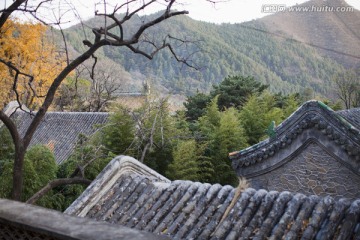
2,0,360,26
70,0,360,24
185,0,360,23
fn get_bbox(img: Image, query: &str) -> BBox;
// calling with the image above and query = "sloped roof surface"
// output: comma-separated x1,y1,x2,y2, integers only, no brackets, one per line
337,107,360,129
66,156,360,239
14,111,109,164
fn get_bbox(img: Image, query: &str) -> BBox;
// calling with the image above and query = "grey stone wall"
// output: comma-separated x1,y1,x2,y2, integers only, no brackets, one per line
249,142,360,199
0,199,168,240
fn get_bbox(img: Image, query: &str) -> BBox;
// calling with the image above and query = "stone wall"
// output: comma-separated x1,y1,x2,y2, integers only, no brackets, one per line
0,199,168,240
249,142,360,199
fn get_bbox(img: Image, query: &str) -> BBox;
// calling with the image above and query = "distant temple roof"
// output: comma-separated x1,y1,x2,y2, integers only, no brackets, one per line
229,101,360,177
66,156,360,239
13,110,109,164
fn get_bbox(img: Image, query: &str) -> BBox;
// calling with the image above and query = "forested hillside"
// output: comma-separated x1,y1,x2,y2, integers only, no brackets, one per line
62,0,358,98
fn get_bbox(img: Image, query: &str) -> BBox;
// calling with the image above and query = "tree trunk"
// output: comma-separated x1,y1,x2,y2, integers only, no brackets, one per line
11,143,25,201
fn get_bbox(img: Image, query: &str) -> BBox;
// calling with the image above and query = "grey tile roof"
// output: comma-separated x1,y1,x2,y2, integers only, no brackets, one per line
66,156,360,239
230,100,360,173
337,107,360,130
13,111,109,164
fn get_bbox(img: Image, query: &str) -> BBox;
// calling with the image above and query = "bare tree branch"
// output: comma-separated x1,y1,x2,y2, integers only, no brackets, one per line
0,0,27,28
0,0,213,201
26,177,91,205
139,108,159,163
90,55,98,80
132,10,188,41
333,70,360,109
58,26,70,65
0,58,35,112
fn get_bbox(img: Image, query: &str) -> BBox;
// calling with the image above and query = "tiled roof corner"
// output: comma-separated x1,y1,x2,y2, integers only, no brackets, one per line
230,100,360,173
65,155,170,217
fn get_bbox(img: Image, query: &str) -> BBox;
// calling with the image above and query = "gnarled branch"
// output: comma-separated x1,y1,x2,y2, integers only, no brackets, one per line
26,177,92,205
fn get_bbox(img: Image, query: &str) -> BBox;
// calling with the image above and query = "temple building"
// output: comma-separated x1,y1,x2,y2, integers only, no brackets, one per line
230,100,360,199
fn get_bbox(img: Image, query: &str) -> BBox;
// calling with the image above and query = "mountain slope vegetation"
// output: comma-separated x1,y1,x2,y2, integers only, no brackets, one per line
62,0,358,99
259,0,360,68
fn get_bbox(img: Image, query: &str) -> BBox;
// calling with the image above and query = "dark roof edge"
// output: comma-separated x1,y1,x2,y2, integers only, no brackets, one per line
3,101,111,117
65,155,170,216
16,111,110,116
229,100,360,168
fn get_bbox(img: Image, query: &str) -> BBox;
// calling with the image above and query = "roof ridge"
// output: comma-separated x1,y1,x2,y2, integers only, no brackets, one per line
65,156,170,216
230,100,360,170
15,111,111,115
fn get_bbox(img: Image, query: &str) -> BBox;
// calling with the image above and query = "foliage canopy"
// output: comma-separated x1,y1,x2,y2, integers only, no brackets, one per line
0,20,65,108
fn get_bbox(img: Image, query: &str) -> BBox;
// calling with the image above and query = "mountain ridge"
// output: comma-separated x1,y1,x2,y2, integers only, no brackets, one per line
62,0,359,99
259,0,360,68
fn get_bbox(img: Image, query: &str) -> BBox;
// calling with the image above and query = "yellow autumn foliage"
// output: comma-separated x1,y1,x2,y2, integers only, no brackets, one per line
0,19,65,108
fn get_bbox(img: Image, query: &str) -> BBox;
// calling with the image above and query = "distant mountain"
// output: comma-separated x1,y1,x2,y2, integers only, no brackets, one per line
259,0,360,68
62,0,359,99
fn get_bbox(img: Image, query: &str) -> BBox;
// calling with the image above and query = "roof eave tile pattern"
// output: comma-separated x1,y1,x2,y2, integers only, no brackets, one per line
66,156,360,239
230,100,360,172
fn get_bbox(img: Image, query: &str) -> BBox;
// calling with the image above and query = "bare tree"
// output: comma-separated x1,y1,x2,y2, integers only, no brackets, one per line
85,58,133,111
0,0,218,201
135,98,168,163
333,69,360,109
55,58,132,112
